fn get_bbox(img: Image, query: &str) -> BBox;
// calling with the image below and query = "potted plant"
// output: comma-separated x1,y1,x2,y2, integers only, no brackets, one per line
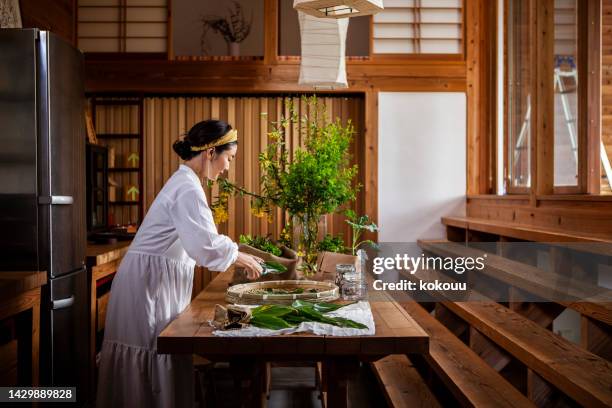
345,210,378,256
233,234,299,284
211,96,359,276
314,212,378,280
200,1,252,57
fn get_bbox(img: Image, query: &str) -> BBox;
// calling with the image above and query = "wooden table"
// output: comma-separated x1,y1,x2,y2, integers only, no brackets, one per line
158,272,429,407
0,271,47,385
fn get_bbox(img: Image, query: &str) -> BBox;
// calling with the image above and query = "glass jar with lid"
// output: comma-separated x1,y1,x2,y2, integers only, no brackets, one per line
341,271,367,300
335,264,355,288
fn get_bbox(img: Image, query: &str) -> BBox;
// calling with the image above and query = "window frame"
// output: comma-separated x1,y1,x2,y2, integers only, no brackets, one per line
502,0,598,196
369,0,467,61
503,0,535,195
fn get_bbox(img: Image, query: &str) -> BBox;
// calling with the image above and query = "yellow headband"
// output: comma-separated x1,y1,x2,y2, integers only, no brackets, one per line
190,129,238,152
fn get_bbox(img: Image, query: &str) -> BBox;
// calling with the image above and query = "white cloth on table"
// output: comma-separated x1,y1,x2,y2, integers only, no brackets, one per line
97,165,238,408
211,301,376,337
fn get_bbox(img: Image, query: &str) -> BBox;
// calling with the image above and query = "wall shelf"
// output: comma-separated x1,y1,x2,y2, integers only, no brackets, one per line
91,97,144,227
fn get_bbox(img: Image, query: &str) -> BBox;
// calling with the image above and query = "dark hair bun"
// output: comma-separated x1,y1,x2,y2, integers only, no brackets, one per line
173,119,236,161
172,139,192,161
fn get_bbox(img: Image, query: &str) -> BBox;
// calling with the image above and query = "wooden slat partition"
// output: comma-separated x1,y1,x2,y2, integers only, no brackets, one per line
141,95,366,244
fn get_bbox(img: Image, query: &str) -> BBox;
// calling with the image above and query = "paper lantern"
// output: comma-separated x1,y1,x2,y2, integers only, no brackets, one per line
298,11,348,89
293,0,383,18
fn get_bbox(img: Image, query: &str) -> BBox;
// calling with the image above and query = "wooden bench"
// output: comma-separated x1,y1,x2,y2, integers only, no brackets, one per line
442,216,612,256
401,268,612,408
371,355,441,408
418,239,612,326
394,301,534,407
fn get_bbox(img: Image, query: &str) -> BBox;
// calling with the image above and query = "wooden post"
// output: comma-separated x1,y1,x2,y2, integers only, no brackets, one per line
264,0,279,65
534,0,555,196
363,89,378,242
587,0,602,193
31,293,40,386
323,359,358,408
466,0,482,194
528,368,556,406
167,0,174,60
469,326,511,371
581,316,612,361
466,0,497,194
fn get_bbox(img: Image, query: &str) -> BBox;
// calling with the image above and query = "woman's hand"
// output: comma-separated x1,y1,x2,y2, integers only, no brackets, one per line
234,252,264,280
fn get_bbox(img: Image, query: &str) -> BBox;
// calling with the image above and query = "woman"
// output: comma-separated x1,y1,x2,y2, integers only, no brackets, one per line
97,120,263,408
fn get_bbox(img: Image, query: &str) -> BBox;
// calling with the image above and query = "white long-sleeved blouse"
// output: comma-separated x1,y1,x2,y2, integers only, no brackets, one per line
130,163,238,270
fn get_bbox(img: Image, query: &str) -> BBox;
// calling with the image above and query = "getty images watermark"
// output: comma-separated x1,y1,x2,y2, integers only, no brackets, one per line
370,252,487,291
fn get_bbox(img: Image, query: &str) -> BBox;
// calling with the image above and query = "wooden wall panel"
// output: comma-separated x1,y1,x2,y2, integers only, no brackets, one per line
85,61,467,94
467,196,612,239
138,95,365,245
20,0,75,45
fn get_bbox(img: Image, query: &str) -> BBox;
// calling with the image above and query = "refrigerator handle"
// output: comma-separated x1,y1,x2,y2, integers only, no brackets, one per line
52,295,75,310
38,195,74,205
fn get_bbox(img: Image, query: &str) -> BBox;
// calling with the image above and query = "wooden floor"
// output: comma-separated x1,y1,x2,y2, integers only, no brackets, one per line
200,364,387,408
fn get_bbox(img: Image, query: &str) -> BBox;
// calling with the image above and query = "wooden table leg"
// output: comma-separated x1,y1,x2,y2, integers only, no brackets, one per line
323,359,359,408
31,295,40,386
230,359,267,408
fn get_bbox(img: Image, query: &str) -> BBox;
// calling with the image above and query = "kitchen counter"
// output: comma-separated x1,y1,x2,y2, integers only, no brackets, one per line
0,271,47,299
0,271,47,385
86,241,131,267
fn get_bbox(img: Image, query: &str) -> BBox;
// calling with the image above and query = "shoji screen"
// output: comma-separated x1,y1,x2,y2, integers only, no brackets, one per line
78,0,168,53
373,0,463,54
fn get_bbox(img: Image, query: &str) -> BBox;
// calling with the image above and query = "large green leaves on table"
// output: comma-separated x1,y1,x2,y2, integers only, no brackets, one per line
249,300,367,330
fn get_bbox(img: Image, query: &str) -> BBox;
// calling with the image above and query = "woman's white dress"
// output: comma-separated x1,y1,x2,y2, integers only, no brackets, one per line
97,164,238,408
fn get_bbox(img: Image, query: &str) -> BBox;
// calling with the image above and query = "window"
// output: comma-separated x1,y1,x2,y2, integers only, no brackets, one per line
502,0,600,195
506,0,534,191
372,0,463,55
172,0,265,59
77,0,168,53
553,0,579,187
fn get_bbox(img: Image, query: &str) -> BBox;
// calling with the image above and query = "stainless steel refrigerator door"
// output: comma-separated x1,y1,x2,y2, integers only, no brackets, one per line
0,29,39,271
37,31,86,278
41,267,89,401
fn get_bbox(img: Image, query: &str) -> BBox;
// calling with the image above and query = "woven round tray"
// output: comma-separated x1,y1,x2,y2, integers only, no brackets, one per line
226,280,339,305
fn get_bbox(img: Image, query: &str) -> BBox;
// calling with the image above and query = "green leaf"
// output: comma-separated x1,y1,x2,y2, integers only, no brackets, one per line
250,315,295,330
252,305,296,317
331,317,368,329
262,261,288,274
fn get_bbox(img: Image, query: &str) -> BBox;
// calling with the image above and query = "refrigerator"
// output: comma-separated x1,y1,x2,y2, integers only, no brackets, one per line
0,29,89,401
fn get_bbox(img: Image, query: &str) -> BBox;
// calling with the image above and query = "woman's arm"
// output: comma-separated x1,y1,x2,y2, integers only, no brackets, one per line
170,188,239,271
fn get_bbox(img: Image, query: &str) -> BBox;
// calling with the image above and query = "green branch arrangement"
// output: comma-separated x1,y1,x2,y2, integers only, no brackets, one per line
210,96,360,274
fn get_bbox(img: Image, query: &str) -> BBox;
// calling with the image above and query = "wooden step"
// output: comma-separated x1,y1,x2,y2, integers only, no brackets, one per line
446,301,612,408
396,301,534,407
371,355,441,408
404,268,612,408
418,239,612,325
